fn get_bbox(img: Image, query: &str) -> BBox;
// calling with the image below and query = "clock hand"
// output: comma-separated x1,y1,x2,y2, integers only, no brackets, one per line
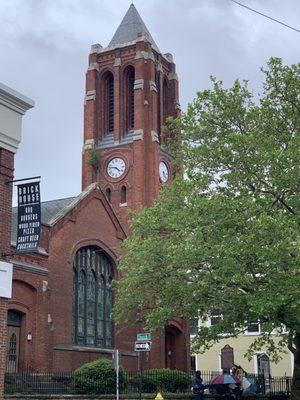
110,166,121,172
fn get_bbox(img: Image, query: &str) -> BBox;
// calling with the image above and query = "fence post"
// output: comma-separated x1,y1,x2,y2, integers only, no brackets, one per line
113,349,120,400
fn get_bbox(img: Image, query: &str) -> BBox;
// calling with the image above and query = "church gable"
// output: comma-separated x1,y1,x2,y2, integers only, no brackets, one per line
49,183,126,243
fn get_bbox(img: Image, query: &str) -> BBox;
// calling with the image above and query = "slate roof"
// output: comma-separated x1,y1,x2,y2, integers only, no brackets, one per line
108,3,160,53
11,197,75,243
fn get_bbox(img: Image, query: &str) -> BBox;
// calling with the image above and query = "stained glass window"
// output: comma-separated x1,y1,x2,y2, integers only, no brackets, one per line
73,246,114,348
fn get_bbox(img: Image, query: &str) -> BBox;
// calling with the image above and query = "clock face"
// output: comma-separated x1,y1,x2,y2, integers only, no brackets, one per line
159,161,169,182
107,157,126,178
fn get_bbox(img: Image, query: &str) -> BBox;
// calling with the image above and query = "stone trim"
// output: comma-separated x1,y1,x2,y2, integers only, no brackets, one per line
87,63,99,72
83,139,95,151
135,50,155,61
100,40,137,53
151,131,159,142
164,53,173,63
168,72,178,81
0,132,21,155
85,90,96,102
133,129,144,141
156,62,163,72
134,79,144,91
149,81,157,92
10,259,49,275
114,57,121,67
90,43,103,54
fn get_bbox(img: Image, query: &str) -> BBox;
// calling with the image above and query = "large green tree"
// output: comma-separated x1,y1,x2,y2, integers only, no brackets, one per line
114,58,300,398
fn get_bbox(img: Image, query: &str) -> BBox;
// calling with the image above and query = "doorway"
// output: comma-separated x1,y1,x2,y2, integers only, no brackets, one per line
257,353,270,378
6,310,21,373
165,325,182,370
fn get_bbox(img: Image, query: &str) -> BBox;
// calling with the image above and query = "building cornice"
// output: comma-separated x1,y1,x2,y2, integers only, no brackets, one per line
0,82,34,115
0,82,34,154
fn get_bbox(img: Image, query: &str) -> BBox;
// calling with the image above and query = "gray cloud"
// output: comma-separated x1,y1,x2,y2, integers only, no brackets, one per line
0,0,299,202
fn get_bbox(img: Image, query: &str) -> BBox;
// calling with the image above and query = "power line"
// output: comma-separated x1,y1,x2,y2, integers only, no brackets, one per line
229,0,300,33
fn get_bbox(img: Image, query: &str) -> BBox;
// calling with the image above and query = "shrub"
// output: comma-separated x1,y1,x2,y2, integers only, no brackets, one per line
131,369,192,393
4,382,18,395
71,358,127,394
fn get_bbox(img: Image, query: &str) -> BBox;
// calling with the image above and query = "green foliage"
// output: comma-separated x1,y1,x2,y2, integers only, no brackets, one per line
4,382,17,394
85,145,100,172
71,358,127,394
114,58,300,364
131,369,192,393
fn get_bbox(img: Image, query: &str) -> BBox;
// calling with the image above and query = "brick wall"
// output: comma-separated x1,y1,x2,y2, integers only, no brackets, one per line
0,148,14,400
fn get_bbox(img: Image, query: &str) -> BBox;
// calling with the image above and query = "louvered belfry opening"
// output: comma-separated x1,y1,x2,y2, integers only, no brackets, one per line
162,78,169,126
102,71,114,135
107,75,114,133
123,66,135,134
156,70,162,142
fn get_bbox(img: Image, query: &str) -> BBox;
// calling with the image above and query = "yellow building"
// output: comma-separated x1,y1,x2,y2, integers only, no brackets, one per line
191,319,293,377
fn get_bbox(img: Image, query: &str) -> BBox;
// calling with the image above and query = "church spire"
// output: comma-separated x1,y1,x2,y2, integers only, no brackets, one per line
108,4,160,52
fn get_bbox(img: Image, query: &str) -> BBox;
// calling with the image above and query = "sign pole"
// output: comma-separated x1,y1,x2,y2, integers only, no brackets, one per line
139,351,143,400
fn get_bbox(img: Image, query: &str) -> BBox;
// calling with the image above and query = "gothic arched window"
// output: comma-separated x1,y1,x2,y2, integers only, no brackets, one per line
72,246,114,348
123,66,135,133
102,72,114,134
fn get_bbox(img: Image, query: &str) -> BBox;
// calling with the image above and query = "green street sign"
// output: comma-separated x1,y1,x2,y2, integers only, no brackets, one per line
137,333,151,341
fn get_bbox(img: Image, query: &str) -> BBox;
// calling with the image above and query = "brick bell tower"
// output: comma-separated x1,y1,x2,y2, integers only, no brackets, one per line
82,4,189,371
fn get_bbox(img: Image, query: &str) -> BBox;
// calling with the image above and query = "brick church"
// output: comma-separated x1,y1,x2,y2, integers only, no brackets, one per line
6,4,190,373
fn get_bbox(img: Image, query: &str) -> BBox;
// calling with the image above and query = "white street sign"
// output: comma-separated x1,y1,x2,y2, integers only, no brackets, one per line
0,261,13,298
135,341,152,352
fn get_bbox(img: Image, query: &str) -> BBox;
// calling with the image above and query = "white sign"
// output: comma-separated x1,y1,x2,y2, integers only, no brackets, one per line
0,261,13,298
135,341,152,351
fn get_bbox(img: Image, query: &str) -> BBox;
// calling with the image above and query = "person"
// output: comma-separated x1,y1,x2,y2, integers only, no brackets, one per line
192,370,204,400
230,367,243,400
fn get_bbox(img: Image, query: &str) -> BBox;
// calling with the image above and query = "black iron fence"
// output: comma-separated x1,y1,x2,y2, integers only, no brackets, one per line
4,367,292,396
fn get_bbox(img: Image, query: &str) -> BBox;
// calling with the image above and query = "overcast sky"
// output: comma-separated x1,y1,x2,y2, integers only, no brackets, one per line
1,0,299,202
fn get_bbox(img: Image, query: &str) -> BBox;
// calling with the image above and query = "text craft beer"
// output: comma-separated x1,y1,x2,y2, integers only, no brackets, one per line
16,182,41,253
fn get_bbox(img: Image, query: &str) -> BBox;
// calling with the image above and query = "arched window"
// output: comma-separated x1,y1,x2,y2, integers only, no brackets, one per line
162,78,169,126
123,66,135,133
102,72,114,134
105,188,111,202
73,246,114,348
120,186,127,204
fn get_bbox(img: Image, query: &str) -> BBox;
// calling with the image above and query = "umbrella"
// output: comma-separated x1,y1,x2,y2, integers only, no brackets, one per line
212,374,242,385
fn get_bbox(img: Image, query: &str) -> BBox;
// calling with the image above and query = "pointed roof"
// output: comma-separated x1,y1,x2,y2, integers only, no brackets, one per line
108,4,160,52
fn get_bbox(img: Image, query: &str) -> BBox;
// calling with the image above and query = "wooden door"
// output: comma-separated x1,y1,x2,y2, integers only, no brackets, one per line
6,326,20,373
